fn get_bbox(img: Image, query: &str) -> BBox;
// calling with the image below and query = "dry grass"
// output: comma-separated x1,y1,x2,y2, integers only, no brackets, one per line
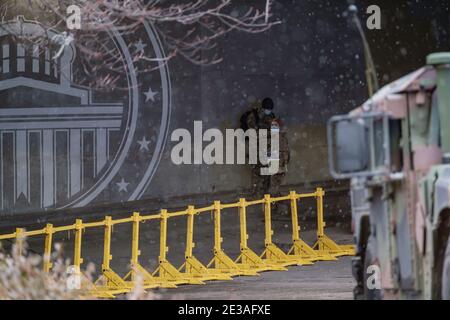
0,242,159,300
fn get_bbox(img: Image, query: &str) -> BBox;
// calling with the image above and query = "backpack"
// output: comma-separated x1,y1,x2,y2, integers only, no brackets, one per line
240,109,259,131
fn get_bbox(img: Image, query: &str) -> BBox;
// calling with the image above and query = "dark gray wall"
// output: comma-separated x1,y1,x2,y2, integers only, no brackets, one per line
146,0,367,200
147,0,450,201
1,0,449,217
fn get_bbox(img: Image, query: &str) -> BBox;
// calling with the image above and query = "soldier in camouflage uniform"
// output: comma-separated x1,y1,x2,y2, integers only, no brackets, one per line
241,98,289,198
243,100,262,131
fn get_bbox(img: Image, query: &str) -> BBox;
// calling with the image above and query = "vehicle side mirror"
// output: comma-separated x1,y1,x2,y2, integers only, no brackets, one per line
335,119,369,173
328,112,391,179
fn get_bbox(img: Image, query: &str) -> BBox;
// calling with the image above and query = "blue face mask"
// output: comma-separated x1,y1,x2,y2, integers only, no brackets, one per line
264,109,272,115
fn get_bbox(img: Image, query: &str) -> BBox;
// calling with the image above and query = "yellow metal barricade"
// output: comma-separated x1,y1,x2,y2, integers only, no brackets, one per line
235,198,287,272
152,209,204,285
312,188,355,257
287,191,337,261
260,195,314,266
122,212,174,289
0,188,355,298
179,205,233,281
206,201,258,276
94,216,132,295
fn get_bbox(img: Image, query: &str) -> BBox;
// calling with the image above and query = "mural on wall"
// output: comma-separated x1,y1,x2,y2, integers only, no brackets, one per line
0,17,171,214
1,2,447,215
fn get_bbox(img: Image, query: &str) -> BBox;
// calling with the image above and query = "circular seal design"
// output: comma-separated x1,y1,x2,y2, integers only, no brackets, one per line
0,17,171,212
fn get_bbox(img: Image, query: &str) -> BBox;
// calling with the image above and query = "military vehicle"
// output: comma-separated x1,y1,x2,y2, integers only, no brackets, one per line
327,52,450,299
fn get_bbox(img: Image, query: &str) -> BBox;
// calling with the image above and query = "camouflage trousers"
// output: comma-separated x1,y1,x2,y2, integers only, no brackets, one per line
251,165,286,198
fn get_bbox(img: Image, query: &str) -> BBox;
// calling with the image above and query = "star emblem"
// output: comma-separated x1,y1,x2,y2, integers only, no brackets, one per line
144,86,158,103
137,136,151,151
116,178,130,192
134,39,147,55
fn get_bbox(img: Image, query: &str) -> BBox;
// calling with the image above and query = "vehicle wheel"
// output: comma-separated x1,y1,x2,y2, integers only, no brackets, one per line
353,283,364,300
352,253,365,300
442,237,450,300
363,236,381,300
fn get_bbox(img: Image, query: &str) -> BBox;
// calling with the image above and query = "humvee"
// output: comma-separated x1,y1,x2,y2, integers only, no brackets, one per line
328,52,450,299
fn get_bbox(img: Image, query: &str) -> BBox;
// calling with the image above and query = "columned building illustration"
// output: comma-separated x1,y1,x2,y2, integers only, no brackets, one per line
0,18,125,211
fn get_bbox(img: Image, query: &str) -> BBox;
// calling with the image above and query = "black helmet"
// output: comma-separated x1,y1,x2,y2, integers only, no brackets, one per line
261,97,274,110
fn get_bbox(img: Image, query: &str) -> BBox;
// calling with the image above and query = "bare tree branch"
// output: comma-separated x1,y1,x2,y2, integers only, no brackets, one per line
0,0,280,90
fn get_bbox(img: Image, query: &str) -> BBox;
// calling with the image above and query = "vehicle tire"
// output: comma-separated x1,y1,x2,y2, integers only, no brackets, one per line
442,237,450,300
352,255,365,300
363,236,381,300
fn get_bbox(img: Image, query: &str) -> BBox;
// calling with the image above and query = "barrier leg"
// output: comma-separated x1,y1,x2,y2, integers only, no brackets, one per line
260,195,312,266
15,228,24,256
207,201,258,276
43,224,53,273
179,206,232,281
287,191,337,261
123,212,171,289
68,219,114,298
235,198,286,272
153,209,204,285
74,219,83,269
312,188,355,256
94,216,131,295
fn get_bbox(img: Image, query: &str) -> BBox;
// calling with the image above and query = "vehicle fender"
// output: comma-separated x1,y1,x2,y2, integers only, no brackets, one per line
433,166,450,227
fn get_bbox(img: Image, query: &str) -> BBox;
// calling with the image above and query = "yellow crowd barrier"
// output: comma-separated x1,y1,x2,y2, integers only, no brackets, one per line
0,188,355,298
